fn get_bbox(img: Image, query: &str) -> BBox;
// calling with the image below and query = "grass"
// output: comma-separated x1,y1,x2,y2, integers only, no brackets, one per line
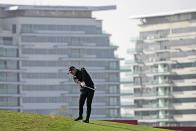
0,110,171,131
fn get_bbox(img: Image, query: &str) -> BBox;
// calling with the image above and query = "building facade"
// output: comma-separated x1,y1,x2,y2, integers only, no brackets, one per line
120,49,134,118
0,4,121,119
132,11,196,126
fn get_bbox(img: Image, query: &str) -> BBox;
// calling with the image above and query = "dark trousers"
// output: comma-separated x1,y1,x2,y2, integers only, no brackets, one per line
79,89,94,120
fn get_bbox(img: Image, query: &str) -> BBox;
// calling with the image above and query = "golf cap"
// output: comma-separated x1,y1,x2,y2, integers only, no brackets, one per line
69,66,76,72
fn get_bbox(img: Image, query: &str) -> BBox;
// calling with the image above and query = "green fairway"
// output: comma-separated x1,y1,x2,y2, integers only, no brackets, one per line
0,110,171,131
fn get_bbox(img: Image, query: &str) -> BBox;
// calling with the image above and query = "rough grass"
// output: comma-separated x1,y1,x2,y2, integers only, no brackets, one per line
0,110,171,131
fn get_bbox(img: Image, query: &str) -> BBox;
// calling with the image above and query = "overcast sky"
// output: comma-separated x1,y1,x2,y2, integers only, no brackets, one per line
0,0,196,57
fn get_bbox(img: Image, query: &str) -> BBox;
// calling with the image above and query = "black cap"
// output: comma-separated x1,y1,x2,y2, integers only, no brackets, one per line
69,66,76,71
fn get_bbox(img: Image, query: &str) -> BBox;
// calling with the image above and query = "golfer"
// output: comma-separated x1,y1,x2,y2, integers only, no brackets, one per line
68,66,95,123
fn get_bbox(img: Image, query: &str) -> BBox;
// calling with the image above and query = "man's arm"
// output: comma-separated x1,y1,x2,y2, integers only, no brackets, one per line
80,68,88,87
73,76,85,88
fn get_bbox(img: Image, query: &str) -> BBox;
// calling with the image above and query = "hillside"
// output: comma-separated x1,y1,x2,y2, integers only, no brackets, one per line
0,110,171,131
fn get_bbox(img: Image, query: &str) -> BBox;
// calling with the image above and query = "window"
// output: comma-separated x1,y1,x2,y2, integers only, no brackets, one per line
21,24,99,34
0,85,18,94
0,61,6,69
109,97,118,105
0,48,5,56
6,61,18,69
109,86,118,93
109,109,118,117
23,96,66,103
3,37,13,45
71,49,80,58
109,73,119,82
0,97,18,106
6,49,18,57
12,24,16,33
109,62,118,69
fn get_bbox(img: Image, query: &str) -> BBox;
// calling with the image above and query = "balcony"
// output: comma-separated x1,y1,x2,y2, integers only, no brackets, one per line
134,94,172,100
134,103,174,111
171,45,196,52
135,115,158,120
145,60,176,66
172,91,196,98
143,48,177,55
171,56,196,63
172,67,196,75
145,70,174,76
173,79,196,86
158,115,174,119
137,115,174,123
134,104,158,109
173,114,196,121
132,81,172,88
142,36,169,43
134,93,157,97
144,80,172,87
142,33,194,43
173,102,196,110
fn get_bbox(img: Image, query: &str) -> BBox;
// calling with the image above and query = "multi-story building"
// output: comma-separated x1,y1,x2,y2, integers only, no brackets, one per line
0,4,121,119
132,10,196,126
120,49,134,118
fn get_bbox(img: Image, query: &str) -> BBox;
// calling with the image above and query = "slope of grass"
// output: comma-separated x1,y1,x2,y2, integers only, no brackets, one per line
0,110,171,131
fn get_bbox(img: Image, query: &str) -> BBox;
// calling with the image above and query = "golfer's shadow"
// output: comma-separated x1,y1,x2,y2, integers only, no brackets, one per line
89,122,135,131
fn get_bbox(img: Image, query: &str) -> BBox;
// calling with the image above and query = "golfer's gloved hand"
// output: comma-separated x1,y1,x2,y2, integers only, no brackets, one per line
80,82,86,87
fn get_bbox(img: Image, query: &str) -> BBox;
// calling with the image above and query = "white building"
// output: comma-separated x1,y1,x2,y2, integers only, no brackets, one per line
0,4,121,119
132,10,196,126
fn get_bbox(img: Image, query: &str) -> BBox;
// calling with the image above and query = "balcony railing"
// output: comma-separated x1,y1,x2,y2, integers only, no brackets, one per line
134,93,157,97
135,115,158,119
135,104,158,108
144,58,170,63
143,47,171,53
134,103,174,109
134,93,172,98
145,69,171,74
137,115,174,121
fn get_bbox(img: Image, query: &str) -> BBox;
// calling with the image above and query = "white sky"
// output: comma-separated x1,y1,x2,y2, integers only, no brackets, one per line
0,0,196,58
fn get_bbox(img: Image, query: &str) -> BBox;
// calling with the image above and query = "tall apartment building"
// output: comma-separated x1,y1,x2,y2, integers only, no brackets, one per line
132,10,196,126
0,4,121,119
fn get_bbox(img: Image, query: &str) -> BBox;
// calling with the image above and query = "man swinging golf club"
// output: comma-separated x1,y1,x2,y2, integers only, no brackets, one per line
68,66,95,123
